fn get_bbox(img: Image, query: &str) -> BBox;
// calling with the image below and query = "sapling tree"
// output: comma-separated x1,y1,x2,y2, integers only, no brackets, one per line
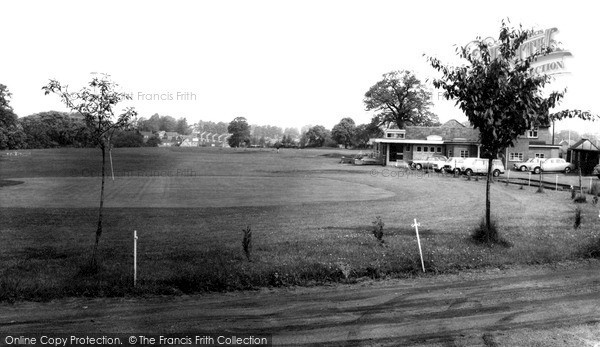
428,21,596,243
43,74,137,264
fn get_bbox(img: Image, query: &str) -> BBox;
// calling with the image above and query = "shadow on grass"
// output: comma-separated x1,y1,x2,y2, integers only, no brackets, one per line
0,179,24,188
471,218,512,248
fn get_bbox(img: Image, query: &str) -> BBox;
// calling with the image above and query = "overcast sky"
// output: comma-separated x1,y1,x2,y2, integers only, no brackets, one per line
3,0,599,135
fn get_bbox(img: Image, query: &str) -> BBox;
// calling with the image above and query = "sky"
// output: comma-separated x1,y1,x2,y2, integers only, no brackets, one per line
3,0,599,136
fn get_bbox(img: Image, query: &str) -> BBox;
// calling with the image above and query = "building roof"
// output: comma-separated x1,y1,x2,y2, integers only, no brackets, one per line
569,139,600,151
440,119,465,128
405,125,479,142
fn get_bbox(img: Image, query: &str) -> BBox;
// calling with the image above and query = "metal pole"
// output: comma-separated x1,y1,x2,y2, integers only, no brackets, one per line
555,175,558,191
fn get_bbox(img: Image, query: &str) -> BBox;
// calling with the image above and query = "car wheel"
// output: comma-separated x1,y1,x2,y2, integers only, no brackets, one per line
415,164,422,170
453,168,461,175
493,169,500,177
465,169,473,176
564,167,571,174
520,166,527,172
533,167,541,174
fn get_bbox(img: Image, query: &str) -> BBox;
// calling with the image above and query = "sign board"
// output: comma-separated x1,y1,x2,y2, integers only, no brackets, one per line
466,28,572,76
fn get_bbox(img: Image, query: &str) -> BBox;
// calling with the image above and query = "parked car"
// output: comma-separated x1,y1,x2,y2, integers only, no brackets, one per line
594,164,600,179
512,157,545,172
354,152,384,165
411,155,448,171
460,158,505,177
443,157,466,174
534,158,575,174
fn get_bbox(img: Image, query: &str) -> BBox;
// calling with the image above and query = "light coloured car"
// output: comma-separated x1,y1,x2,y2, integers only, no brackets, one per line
460,158,505,177
533,158,575,174
412,155,448,171
593,164,600,179
443,157,466,174
512,157,545,172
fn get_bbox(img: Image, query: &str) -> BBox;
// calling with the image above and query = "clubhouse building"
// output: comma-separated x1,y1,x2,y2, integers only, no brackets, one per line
372,119,561,169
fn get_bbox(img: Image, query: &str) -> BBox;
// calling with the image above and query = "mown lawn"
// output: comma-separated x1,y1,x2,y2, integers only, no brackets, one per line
1,147,598,301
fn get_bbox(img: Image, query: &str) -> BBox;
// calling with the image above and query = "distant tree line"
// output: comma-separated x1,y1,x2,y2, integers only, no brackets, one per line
0,109,149,149
1,69,460,150
137,113,193,135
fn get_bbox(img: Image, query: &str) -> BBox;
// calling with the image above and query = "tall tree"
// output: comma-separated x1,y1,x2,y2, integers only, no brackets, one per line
43,74,137,264
160,115,177,132
428,21,597,243
0,84,26,150
354,117,384,148
364,70,440,129
331,117,356,148
175,117,191,135
283,127,300,141
144,113,161,132
227,117,251,147
302,125,330,147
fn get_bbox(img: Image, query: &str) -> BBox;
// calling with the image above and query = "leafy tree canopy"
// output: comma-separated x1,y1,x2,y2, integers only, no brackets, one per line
227,117,251,147
331,117,356,148
364,70,440,129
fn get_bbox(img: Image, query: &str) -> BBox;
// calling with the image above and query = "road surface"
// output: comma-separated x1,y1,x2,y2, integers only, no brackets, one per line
1,260,599,346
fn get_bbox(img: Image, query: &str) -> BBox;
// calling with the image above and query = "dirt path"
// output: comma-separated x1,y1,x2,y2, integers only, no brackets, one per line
2,261,599,346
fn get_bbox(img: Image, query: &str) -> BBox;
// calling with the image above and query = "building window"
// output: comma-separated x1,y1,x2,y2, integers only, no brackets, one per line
460,150,469,158
405,145,411,151
416,146,421,152
430,147,435,152
424,147,428,152
436,147,442,153
397,133,405,139
509,152,524,161
386,133,393,138
535,153,545,158
528,127,539,138
448,149,453,157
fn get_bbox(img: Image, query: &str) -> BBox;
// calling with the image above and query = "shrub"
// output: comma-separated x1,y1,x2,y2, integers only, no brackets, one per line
371,216,384,244
242,225,252,261
591,182,600,197
574,194,587,203
580,238,600,258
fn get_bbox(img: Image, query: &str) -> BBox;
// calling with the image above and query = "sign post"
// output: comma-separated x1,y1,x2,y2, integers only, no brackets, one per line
411,219,425,272
528,172,531,186
556,175,558,191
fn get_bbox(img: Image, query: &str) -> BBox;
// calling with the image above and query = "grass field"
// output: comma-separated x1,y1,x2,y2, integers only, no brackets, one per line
1,147,599,302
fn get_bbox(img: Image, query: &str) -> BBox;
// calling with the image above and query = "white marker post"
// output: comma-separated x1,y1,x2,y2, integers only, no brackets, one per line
411,219,425,272
590,177,593,192
528,172,531,186
555,175,558,191
109,149,115,181
133,230,138,287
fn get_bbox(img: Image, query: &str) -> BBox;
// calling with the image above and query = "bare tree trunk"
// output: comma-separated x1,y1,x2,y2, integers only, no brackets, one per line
485,157,493,242
92,144,106,265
